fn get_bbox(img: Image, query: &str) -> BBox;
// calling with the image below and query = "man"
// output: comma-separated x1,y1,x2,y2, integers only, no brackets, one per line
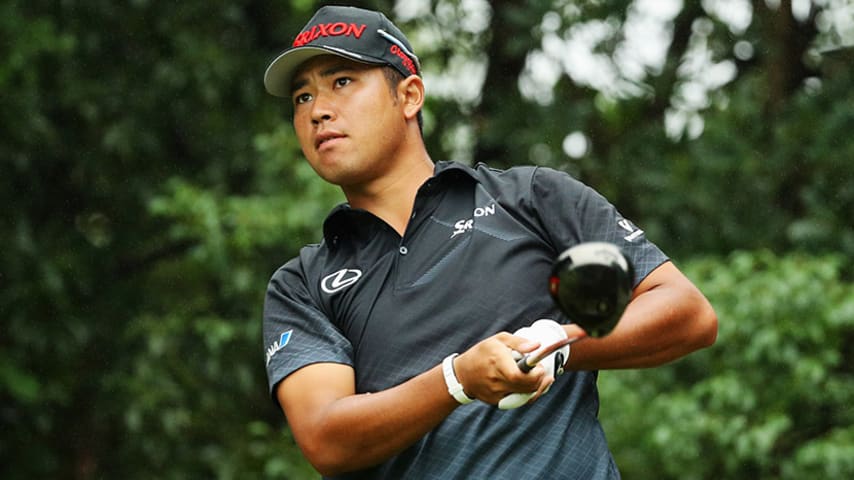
262,5,717,479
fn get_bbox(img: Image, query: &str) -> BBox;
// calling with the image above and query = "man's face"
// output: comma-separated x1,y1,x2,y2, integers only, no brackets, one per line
290,55,407,189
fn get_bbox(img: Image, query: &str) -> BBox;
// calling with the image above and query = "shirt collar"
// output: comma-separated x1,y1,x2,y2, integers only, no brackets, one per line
322,161,479,247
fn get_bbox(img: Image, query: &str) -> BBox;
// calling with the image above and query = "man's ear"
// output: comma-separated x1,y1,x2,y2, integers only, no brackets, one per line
398,75,425,121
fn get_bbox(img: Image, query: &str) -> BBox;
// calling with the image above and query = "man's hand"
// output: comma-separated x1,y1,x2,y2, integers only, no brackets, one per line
452,332,553,405
500,319,571,409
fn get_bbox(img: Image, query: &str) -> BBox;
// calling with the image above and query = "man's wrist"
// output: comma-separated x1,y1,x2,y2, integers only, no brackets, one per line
442,353,474,405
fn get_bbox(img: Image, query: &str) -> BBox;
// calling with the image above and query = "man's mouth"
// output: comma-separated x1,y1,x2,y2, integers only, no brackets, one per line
315,131,345,149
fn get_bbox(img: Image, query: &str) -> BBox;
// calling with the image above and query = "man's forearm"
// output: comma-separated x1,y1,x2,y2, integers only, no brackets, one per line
280,333,549,476
564,263,718,370
283,364,458,476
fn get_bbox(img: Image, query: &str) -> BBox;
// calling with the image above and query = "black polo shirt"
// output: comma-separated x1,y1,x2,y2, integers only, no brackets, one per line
263,161,667,479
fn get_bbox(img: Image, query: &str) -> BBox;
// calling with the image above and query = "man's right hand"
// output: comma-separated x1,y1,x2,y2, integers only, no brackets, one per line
453,332,553,405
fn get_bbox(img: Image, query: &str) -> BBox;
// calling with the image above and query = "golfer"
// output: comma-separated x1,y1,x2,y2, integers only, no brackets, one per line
262,6,717,479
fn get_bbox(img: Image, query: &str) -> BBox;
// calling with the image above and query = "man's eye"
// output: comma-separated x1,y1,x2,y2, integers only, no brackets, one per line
294,93,312,105
335,77,352,87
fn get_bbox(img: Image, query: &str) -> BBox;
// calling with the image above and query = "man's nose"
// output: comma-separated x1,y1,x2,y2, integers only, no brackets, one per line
310,93,336,125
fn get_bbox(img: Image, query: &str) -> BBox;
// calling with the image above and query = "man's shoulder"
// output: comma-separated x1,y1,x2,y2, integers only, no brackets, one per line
272,201,352,282
269,241,327,285
438,161,579,188
435,161,541,191
438,161,587,202
437,160,537,177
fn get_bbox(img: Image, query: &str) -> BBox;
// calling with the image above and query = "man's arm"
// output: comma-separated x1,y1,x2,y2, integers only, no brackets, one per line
277,333,550,476
565,260,718,370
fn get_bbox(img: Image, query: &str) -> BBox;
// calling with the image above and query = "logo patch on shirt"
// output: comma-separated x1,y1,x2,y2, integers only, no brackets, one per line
265,330,292,366
451,219,474,238
321,268,363,294
618,218,644,242
451,203,496,238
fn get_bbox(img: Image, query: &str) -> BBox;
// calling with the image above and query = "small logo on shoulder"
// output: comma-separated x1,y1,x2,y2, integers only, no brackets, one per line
321,268,363,294
265,330,292,366
618,218,644,242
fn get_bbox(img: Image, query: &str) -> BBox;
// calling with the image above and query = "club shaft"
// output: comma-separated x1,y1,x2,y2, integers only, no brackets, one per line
517,332,588,372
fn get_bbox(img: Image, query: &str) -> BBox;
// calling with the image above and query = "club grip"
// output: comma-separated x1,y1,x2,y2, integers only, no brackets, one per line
516,355,534,373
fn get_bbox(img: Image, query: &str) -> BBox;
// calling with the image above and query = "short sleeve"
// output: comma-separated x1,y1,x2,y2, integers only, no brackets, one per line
530,167,669,286
263,257,354,403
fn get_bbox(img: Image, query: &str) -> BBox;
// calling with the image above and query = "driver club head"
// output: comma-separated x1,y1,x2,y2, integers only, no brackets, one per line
548,242,634,337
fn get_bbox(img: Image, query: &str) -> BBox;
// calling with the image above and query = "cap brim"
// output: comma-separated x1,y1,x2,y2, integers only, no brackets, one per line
264,46,386,97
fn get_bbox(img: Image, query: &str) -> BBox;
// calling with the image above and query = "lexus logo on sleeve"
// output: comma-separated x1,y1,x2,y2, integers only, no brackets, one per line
321,268,363,294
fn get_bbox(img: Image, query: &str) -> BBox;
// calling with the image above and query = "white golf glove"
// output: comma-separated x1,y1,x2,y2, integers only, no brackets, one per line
498,319,569,410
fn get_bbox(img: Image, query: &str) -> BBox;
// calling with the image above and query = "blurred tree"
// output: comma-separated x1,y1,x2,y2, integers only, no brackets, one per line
600,251,854,479
0,0,338,477
418,0,853,259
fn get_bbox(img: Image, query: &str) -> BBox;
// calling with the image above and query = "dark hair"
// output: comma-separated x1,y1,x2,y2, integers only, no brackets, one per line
382,66,424,134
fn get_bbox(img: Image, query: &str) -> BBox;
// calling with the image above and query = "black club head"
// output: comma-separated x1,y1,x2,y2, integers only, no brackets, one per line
549,242,634,337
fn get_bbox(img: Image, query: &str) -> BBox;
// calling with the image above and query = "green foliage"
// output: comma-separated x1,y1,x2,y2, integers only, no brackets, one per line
1,1,333,477
601,251,854,479
625,66,854,259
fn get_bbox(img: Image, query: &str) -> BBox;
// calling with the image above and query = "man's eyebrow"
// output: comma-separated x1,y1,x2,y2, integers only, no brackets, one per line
290,77,308,95
289,62,367,95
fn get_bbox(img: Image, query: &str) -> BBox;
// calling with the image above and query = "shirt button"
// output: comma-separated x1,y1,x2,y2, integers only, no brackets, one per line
399,246,408,255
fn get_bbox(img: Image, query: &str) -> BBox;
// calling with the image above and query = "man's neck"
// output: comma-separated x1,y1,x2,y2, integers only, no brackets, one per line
343,153,434,237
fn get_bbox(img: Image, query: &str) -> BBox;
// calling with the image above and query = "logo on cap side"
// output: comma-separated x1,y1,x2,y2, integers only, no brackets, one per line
293,23,367,47
389,45,417,75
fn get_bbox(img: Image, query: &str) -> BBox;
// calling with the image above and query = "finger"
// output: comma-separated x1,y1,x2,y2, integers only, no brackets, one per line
496,332,540,355
498,391,534,410
497,371,555,409
529,373,555,403
489,335,542,379
503,362,545,395
455,337,536,402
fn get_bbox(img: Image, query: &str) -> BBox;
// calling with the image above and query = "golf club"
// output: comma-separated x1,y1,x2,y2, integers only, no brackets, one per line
515,241,633,373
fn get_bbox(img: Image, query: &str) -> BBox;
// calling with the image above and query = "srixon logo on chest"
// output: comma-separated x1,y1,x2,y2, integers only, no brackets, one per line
451,203,495,238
